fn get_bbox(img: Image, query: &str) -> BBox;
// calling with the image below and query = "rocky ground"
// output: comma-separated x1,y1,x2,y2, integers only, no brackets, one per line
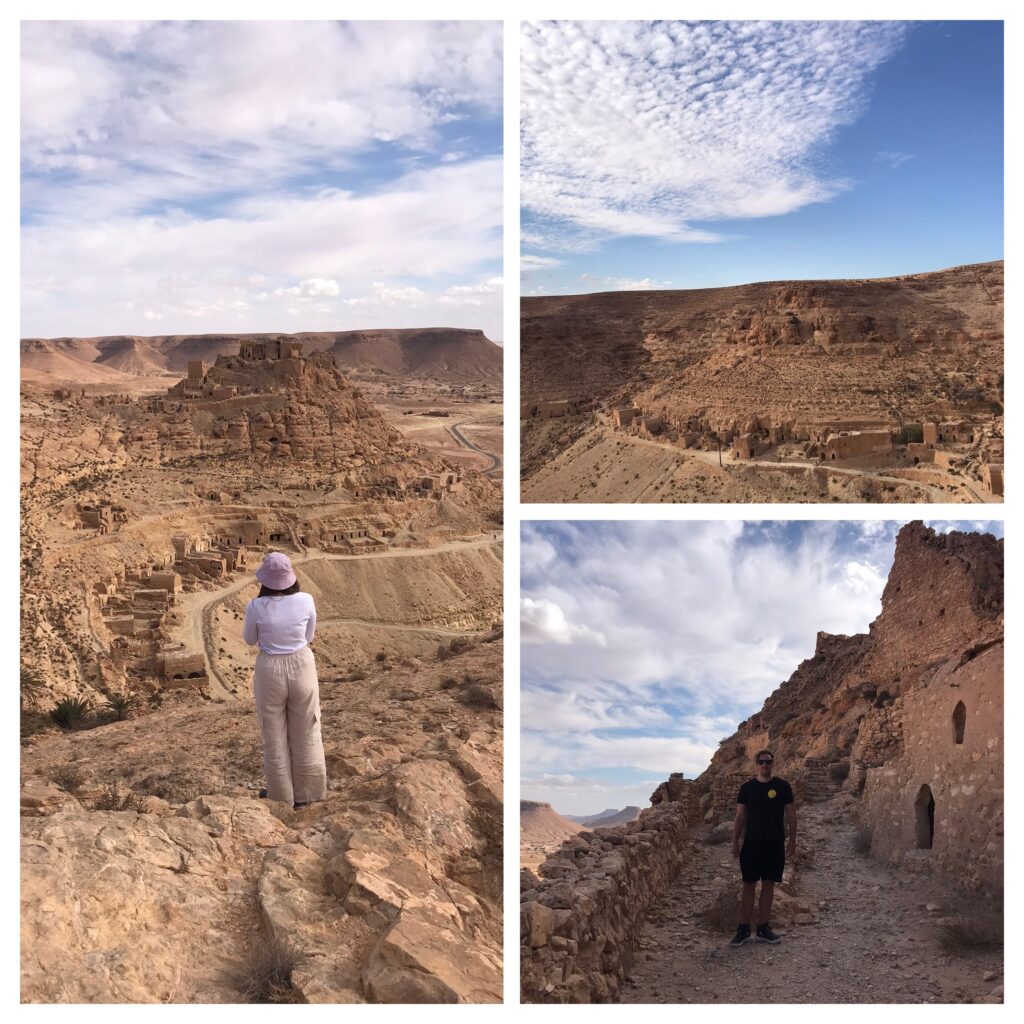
521,421,990,504
21,635,503,1004
621,800,1002,1005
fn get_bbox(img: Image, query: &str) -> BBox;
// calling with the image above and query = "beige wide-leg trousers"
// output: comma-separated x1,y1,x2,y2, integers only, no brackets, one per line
252,645,328,805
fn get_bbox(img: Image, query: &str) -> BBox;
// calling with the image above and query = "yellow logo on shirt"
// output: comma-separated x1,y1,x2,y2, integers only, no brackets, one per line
767,789,777,798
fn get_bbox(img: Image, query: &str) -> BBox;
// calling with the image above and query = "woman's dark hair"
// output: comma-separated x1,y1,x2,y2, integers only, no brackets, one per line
257,581,301,597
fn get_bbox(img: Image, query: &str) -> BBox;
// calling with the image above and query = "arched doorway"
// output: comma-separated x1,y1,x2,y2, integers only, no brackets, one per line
952,701,966,744
915,784,935,849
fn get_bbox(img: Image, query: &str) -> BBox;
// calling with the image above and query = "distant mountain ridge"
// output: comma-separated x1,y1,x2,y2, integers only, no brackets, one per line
565,805,643,828
21,327,502,384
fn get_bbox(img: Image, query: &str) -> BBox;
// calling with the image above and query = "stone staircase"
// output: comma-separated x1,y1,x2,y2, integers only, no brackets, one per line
801,757,841,803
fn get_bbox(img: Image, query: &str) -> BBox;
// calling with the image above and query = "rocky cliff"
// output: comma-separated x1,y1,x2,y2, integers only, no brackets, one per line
522,262,1003,437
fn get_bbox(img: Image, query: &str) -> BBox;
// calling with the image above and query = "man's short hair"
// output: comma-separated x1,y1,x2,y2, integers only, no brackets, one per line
754,749,774,761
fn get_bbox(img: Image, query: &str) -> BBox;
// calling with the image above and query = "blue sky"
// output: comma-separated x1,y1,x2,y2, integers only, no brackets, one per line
22,21,503,339
520,519,1003,815
521,20,1003,296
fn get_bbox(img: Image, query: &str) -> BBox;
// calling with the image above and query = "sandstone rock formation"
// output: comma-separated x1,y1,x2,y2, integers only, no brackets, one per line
21,635,503,1004
521,262,1003,503
521,523,1002,1002
20,337,501,714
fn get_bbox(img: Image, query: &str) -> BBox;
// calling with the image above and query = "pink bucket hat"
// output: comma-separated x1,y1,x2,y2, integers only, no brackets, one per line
256,551,296,590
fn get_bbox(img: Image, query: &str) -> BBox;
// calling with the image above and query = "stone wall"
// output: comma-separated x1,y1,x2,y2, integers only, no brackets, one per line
520,781,700,1003
859,641,1002,895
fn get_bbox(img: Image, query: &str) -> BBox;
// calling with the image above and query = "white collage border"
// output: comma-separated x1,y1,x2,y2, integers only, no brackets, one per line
2,1,1018,1018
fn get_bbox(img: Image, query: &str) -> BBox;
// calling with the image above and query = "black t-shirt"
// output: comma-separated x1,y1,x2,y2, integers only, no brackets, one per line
737,777,794,843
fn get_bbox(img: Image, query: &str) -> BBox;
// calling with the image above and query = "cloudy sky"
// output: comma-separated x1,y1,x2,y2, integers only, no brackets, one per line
22,21,503,339
521,20,1003,296
520,519,1003,816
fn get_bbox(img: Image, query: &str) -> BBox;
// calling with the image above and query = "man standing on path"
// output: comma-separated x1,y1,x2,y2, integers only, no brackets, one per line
729,750,796,947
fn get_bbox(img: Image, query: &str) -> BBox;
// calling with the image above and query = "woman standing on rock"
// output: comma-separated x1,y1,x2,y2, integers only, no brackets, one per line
243,551,327,809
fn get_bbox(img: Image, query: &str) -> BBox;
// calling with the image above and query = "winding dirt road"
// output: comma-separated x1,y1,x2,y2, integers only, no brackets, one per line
172,533,503,701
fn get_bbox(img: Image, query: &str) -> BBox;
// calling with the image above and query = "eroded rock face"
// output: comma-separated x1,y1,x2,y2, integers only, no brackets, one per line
21,799,283,1003
522,262,1003,429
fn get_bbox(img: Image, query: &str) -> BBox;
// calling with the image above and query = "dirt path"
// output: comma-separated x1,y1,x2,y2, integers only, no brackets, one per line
621,801,1003,1004
603,427,993,504
449,420,502,476
173,534,503,702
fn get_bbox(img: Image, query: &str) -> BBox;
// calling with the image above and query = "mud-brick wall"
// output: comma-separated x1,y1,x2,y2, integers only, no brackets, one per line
520,787,699,1003
860,642,1002,896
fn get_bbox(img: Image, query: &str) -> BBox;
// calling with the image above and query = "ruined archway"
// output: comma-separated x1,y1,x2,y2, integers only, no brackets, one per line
952,701,966,744
915,784,935,849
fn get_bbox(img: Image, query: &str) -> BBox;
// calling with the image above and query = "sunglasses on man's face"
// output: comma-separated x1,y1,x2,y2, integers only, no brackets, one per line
756,759,773,765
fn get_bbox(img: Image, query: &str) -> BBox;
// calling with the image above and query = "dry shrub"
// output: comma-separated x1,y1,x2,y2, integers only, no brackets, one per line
234,930,306,1003
852,826,873,855
938,912,1002,953
92,781,147,813
458,680,501,710
51,762,88,792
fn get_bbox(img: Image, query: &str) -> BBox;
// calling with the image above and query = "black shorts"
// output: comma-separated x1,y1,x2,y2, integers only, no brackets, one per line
740,840,785,883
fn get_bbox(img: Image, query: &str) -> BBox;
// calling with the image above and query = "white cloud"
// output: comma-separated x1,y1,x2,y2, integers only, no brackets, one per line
579,273,671,291
521,20,905,251
275,278,340,298
520,254,564,274
520,520,900,792
23,158,503,339
521,597,606,647
21,22,503,340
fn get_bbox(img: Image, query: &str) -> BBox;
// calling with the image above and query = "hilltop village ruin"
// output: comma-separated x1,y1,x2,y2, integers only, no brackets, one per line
521,262,1004,503
521,523,1003,1003
21,335,500,711
21,331,504,1004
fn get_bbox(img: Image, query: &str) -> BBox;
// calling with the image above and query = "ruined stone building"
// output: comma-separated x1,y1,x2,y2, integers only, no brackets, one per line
824,429,893,461
521,523,1003,1003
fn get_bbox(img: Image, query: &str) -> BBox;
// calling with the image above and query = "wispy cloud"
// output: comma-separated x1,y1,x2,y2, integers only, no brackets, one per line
876,149,915,168
521,20,906,253
21,21,503,338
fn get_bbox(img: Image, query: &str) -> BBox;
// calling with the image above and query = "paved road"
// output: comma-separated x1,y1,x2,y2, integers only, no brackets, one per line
449,420,502,476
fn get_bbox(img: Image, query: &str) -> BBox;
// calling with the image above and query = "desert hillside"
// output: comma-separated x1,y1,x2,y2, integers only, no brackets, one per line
520,800,584,871
521,263,1003,503
21,327,502,385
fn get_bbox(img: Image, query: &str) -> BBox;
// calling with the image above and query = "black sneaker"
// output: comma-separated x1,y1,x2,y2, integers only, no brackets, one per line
756,922,781,944
729,924,752,947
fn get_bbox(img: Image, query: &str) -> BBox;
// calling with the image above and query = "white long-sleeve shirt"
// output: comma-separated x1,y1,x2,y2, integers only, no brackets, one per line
242,593,317,654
